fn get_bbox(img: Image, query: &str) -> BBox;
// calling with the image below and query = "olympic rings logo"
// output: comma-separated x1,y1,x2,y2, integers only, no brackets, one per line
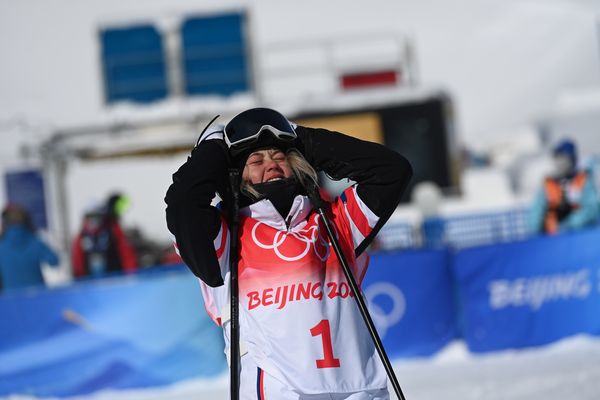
364,282,406,338
251,215,330,262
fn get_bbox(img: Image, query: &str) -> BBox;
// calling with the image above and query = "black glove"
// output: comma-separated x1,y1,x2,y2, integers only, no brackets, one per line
165,137,232,287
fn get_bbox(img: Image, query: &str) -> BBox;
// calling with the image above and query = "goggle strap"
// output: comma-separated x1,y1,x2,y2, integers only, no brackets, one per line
196,114,221,147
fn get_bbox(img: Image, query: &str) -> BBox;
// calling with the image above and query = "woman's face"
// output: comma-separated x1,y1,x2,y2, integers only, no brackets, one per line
242,148,293,185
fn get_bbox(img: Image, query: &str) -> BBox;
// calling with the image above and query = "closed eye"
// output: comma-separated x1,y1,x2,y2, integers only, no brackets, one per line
270,151,287,162
247,156,263,166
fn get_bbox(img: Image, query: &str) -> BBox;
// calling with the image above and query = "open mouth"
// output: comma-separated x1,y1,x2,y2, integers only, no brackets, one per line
267,177,284,182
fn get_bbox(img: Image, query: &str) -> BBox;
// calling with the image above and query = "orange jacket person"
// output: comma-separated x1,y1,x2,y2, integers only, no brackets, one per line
528,139,600,234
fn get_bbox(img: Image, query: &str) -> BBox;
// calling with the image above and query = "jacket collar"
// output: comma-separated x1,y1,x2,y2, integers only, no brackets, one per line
240,195,313,231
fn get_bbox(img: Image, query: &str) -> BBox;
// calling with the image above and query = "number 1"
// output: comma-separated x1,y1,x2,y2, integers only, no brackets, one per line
310,319,341,368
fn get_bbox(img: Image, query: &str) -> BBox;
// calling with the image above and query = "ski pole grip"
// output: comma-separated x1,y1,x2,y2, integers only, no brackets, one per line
307,182,326,210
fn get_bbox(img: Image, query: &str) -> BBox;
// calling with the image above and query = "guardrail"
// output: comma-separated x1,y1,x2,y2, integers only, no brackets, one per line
375,208,531,250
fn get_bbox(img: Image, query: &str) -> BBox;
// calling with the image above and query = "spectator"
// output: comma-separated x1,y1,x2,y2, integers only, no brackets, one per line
71,194,137,278
528,139,600,234
0,204,59,292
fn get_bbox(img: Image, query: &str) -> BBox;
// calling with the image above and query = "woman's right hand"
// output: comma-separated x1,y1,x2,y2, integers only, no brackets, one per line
165,125,231,287
186,126,232,204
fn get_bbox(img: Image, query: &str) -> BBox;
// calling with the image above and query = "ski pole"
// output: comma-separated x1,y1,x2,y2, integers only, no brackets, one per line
228,169,241,400
308,185,407,400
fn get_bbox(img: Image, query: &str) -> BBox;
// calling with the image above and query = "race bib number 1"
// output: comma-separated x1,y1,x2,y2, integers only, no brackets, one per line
310,319,341,368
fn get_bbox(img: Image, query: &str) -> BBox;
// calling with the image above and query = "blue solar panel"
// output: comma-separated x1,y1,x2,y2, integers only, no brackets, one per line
181,13,249,96
101,25,168,103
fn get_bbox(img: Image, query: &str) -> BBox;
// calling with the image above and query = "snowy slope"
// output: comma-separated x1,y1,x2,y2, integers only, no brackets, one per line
5,335,599,400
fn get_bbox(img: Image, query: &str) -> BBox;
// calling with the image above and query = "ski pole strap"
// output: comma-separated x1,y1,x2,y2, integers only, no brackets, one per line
307,182,326,210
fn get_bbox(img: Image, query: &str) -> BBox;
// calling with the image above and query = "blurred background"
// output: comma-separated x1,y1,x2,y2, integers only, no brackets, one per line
1,0,600,399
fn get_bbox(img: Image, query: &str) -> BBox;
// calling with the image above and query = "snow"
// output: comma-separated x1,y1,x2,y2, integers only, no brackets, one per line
398,336,600,400
4,335,599,400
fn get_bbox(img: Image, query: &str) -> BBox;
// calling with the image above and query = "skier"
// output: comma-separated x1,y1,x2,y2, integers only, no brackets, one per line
165,108,412,399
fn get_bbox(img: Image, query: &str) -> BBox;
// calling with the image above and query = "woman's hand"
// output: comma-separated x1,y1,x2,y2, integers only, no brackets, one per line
165,129,232,287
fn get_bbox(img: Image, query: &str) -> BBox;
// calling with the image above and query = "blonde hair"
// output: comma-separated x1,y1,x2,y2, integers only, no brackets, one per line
241,149,318,200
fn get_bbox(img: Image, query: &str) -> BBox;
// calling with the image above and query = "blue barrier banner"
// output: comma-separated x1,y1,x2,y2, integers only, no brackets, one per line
454,227,600,352
0,266,226,397
363,248,456,357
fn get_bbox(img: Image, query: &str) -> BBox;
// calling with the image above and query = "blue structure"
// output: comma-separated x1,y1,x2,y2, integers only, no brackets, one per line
101,25,168,103
181,13,249,96
100,12,249,104
362,248,457,357
453,227,600,352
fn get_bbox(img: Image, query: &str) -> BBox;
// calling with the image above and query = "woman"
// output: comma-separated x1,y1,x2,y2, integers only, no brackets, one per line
165,108,412,399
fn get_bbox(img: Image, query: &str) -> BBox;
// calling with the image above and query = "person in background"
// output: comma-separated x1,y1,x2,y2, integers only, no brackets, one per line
71,193,137,278
0,204,59,292
528,139,600,235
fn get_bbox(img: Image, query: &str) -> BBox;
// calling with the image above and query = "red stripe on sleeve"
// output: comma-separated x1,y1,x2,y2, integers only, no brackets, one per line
344,188,372,238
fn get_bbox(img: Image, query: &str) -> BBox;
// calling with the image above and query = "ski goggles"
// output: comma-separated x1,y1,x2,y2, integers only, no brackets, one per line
224,108,297,153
